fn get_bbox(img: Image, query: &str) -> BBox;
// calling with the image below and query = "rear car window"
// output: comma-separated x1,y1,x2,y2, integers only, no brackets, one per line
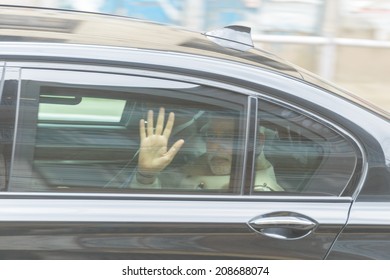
254,99,359,196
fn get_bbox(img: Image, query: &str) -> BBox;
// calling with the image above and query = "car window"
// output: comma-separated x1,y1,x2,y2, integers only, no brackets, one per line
10,69,248,194
38,95,127,123
254,99,359,196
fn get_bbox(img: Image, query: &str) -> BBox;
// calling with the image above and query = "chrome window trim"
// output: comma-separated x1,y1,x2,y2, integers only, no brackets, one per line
0,191,353,203
6,61,262,97
0,64,4,100
245,96,258,195
2,66,20,192
0,42,302,80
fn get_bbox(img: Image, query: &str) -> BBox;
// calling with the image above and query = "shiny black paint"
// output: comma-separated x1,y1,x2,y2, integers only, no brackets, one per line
328,200,390,259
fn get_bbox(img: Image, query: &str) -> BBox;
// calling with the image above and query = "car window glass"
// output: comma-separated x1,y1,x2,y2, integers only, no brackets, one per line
10,69,247,194
254,99,358,196
38,95,127,123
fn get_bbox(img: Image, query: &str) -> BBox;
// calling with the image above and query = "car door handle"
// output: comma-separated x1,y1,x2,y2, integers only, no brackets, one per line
248,212,318,240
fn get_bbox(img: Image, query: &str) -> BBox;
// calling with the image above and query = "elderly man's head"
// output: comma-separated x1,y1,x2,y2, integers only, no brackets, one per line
203,113,265,175
204,115,236,175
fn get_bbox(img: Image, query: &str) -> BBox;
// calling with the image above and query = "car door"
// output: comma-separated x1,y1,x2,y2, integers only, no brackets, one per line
247,95,362,259
0,66,254,259
0,65,358,259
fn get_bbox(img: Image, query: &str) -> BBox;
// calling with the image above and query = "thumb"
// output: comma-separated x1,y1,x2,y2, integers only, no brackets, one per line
165,139,184,161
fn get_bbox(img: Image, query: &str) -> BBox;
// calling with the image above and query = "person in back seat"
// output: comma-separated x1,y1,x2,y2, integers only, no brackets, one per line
129,107,283,191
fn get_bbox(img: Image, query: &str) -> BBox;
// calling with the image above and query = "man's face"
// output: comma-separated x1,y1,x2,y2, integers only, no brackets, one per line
205,117,235,175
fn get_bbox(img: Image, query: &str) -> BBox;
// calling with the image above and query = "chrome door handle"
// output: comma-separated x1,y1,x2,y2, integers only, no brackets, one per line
248,212,318,240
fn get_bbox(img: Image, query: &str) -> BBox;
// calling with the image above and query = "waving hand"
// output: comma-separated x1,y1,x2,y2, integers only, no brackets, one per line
137,107,184,179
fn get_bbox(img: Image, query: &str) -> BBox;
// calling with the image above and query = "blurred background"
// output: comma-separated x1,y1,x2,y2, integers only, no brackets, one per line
0,0,389,112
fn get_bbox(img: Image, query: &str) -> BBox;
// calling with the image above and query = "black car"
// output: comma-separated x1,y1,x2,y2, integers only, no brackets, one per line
0,6,389,259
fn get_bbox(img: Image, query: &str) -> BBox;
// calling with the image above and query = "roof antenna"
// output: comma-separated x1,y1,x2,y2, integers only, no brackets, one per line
204,25,254,51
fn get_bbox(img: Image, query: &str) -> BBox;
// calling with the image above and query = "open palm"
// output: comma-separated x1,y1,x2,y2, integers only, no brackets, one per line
138,107,184,176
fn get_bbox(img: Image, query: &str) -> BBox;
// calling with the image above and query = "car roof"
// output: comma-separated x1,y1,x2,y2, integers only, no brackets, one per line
0,5,388,119
0,5,300,78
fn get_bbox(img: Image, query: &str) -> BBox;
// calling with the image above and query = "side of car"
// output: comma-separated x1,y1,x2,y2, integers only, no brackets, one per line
0,43,389,259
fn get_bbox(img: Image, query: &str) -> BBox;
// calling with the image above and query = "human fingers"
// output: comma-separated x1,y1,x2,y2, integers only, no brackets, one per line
146,109,154,136
165,139,184,161
139,119,146,141
155,107,165,135
162,112,175,139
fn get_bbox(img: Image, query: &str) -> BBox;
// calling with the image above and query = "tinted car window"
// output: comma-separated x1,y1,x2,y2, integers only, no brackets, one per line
254,99,358,196
10,69,248,194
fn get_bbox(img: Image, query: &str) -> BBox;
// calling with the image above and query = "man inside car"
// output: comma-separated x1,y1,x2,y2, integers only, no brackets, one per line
129,107,283,191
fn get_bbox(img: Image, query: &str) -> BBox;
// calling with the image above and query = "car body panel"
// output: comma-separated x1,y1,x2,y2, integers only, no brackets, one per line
327,200,390,259
0,194,351,259
0,6,301,79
